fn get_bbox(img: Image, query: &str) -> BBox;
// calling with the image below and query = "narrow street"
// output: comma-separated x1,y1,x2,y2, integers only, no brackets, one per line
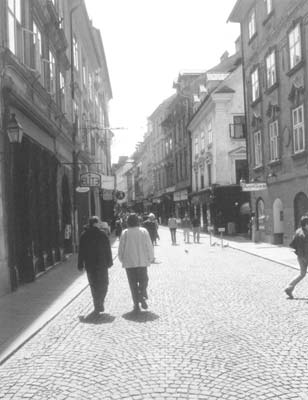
1,227,308,400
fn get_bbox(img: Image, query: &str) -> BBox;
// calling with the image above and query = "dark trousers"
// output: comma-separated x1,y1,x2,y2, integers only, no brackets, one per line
87,267,109,312
125,267,149,306
170,228,177,244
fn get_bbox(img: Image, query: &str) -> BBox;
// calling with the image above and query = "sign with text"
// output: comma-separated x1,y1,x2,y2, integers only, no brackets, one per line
79,172,101,188
241,182,267,192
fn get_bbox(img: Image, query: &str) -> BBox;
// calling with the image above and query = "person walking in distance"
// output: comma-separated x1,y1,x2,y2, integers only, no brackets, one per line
182,213,192,244
192,214,201,243
285,215,308,299
142,213,159,245
118,213,154,312
78,216,113,317
168,214,178,245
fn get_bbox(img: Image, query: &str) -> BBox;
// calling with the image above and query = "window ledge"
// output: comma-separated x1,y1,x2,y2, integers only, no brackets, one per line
287,60,304,77
266,82,279,95
251,96,262,107
292,150,307,160
253,164,264,172
268,159,281,167
248,32,257,46
262,10,274,26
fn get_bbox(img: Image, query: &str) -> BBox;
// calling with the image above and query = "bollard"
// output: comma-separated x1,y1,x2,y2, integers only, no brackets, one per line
208,225,214,246
218,227,225,248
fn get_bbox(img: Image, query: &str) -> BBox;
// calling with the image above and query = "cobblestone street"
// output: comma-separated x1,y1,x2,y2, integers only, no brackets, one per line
1,227,308,399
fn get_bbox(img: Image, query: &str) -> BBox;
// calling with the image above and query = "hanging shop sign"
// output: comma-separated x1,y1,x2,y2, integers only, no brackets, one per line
79,172,101,188
241,182,267,192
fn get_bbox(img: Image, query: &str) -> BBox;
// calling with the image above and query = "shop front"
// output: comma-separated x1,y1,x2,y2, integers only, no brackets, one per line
174,189,189,218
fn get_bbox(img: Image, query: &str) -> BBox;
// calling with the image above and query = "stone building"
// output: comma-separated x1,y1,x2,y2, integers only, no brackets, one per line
0,0,112,294
229,0,308,243
188,51,249,234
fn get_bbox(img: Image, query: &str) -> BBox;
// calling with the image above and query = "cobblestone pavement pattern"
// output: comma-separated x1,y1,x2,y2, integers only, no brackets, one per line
1,227,308,399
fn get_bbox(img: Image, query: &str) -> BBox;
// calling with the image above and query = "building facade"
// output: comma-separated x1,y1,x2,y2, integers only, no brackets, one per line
229,0,308,243
188,51,249,234
0,0,112,295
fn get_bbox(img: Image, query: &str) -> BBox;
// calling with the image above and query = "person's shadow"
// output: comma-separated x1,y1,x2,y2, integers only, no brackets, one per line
79,312,116,324
122,310,159,323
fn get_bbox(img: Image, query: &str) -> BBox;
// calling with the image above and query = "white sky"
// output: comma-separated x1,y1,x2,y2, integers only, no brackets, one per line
85,0,240,164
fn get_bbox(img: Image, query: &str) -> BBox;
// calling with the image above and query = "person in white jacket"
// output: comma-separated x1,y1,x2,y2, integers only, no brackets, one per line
118,213,154,312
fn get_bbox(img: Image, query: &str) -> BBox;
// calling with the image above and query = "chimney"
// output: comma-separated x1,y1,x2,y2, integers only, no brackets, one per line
220,51,229,62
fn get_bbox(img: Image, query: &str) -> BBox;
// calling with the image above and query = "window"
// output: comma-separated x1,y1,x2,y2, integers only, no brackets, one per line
89,74,93,100
265,0,273,15
82,60,87,87
73,35,79,70
207,121,213,144
194,136,199,156
33,22,42,76
200,130,205,151
59,71,65,112
292,105,305,153
8,0,22,57
289,24,301,69
230,115,246,139
248,8,256,40
207,164,212,186
269,120,279,161
254,130,262,166
266,51,276,88
251,68,260,102
49,50,56,94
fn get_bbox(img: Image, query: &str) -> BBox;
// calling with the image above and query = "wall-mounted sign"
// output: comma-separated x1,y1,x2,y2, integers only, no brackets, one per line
75,186,90,193
241,182,267,192
116,191,125,200
80,172,101,188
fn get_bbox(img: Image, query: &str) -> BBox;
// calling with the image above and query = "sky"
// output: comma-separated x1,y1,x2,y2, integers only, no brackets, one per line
85,0,240,164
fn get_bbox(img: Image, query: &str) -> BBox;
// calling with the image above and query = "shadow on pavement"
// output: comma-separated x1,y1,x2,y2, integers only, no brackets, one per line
122,310,159,323
293,297,308,301
79,313,116,324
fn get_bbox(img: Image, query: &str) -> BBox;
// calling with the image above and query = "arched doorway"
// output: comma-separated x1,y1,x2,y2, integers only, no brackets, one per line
273,198,283,244
256,197,265,230
294,192,308,229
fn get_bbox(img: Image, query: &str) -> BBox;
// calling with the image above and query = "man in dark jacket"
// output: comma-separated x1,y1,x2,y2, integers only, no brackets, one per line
285,215,308,299
78,216,113,316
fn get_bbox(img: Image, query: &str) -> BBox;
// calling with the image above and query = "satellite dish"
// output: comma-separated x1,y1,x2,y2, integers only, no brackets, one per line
75,186,90,193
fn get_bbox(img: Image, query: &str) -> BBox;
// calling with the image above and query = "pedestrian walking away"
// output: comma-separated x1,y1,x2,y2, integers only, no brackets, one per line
285,215,308,299
118,213,154,312
192,214,201,243
77,216,113,318
142,213,159,245
168,214,178,244
182,213,192,244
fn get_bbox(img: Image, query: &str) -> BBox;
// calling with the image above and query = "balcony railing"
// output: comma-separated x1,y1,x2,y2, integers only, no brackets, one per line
229,123,246,139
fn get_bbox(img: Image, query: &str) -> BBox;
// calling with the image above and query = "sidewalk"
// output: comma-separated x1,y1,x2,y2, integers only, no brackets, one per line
0,229,298,365
0,236,119,365
207,232,299,270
